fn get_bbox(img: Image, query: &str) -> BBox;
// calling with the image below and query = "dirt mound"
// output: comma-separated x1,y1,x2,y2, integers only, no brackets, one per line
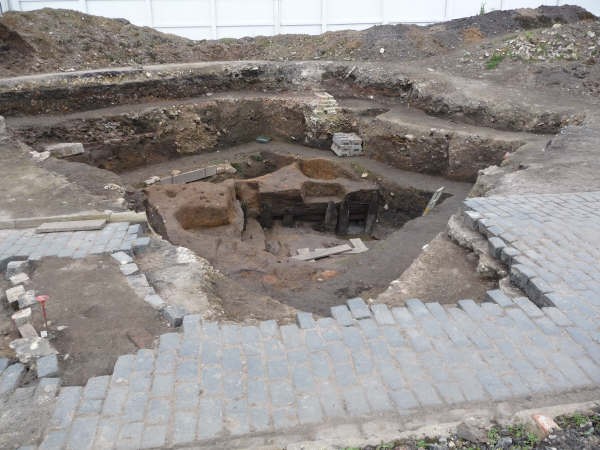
0,5,595,77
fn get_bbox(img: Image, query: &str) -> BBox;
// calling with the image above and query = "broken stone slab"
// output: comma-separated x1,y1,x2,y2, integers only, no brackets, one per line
18,290,37,309
10,273,30,286
44,142,85,158
12,308,32,327
162,304,186,327
347,238,368,254
36,219,106,234
6,260,29,279
36,355,59,378
18,323,38,339
120,263,139,276
144,294,166,311
111,251,133,265
6,285,26,305
9,337,58,364
292,244,352,261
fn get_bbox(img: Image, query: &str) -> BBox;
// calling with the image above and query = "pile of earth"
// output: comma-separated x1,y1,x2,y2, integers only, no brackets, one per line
0,5,595,77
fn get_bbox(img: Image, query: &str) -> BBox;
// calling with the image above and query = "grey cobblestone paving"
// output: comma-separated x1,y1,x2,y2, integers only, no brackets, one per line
0,223,143,268
0,192,597,448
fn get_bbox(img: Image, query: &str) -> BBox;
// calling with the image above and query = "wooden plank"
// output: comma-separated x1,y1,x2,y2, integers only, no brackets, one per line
348,238,369,254
292,244,352,261
36,219,106,234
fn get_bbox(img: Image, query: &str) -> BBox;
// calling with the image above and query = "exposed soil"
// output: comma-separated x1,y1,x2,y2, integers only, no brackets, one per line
0,6,595,77
28,256,169,385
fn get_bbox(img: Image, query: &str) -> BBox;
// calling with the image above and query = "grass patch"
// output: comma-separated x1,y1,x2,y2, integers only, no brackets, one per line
486,51,505,69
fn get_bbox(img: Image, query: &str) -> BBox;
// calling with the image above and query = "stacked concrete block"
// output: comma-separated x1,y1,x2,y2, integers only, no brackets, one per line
331,132,363,157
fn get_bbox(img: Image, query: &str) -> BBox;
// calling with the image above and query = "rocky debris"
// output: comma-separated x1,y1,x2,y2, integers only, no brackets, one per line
499,22,600,63
456,417,490,444
43,142,85,158
9,337,58,364
533,414,561,439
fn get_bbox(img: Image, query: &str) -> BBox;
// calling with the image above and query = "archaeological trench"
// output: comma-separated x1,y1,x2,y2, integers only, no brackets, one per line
0,12,600,449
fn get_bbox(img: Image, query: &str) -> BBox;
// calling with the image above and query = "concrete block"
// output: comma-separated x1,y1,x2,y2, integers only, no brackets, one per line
37,354,59,378
163,304,186,327
11,308,32,327
18,323,38,339
18,290,36,309
6,260,29,279
296,311,316,329
44,142,85,158
120,263,139,276
111,251,133,265
132,237,151,253
6,285,26,305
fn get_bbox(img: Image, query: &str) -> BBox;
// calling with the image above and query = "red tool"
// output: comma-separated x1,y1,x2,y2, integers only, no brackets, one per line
35,295,50,331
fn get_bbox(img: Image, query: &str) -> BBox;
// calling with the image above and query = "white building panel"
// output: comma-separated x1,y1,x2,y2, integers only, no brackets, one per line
86,0,149,25
152,0,212,27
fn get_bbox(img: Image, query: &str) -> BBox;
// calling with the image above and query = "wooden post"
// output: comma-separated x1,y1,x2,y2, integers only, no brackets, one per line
365,192,378,235
336,198,350,235
324,201,338,232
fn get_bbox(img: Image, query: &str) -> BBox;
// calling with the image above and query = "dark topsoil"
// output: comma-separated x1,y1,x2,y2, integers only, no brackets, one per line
0,5,595,77
26,256,169,385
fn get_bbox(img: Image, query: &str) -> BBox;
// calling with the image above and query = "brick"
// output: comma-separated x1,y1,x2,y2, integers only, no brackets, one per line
162,304,186,327
0,362,25,395
111,251,133,265
67,416,98,450
49,386,82,429
488,236,506,258
346,297,371,319
296,311,316,329
37,354,59,378
197,397,223,439
141,425,167,449
118,421,144,449
331,305,354,326
298,395,324,424
45,142,85,158
343,386,371,416
371,303,395,325
485,289,514,307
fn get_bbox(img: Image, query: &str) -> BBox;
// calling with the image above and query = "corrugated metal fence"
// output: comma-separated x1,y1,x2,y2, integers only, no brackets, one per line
1,0,599,39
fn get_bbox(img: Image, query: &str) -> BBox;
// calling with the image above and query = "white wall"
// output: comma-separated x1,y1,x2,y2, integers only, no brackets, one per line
3,0,599,40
